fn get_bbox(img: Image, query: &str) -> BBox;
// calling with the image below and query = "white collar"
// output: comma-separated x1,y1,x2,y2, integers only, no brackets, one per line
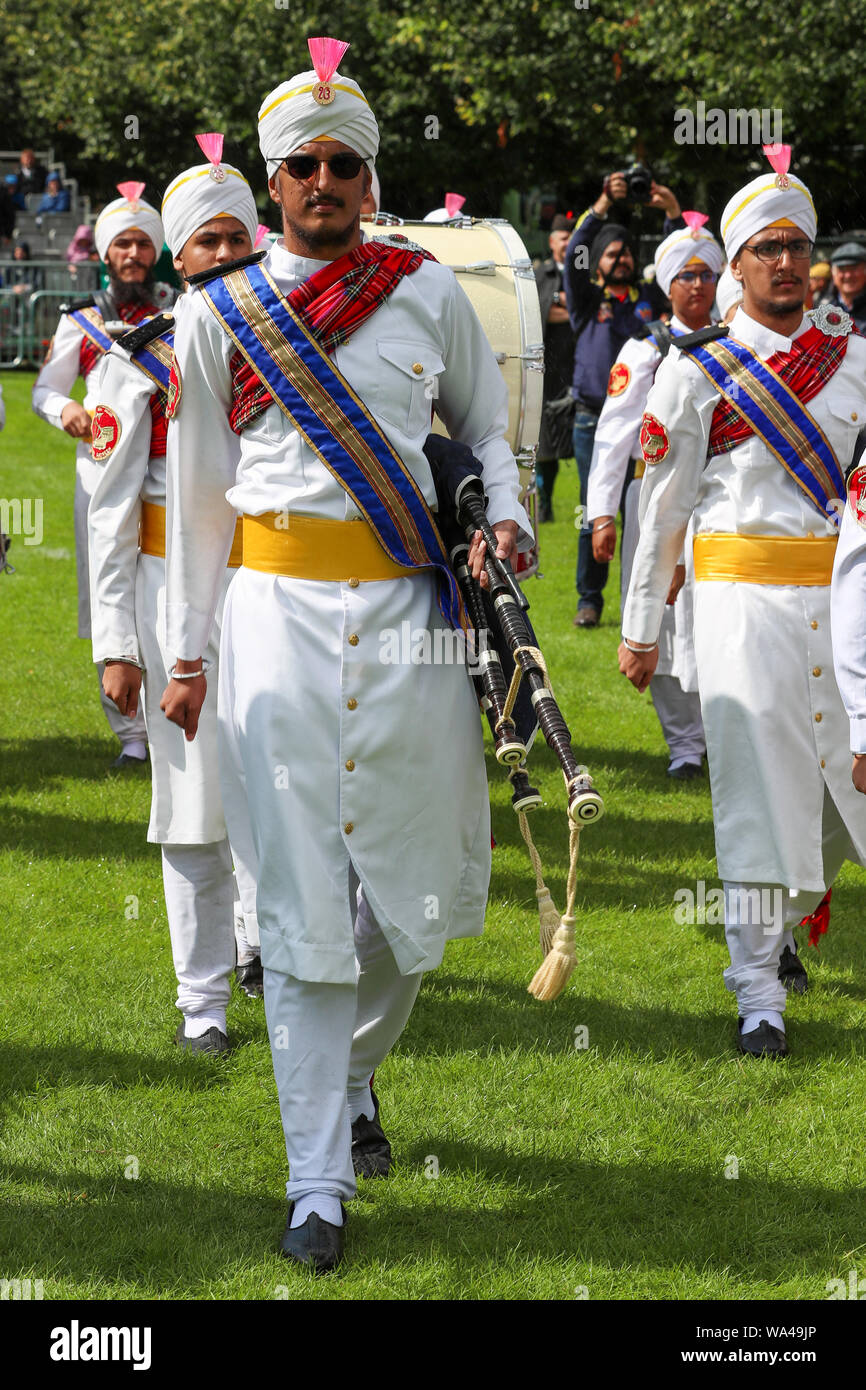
269,237,333,282
729,306,810,359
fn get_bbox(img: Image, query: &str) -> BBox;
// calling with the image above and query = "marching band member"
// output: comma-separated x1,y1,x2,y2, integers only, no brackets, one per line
588,215,723,778
87,141,261,1052
32,184,174,765
620,147,866,1057
161,38,531,1270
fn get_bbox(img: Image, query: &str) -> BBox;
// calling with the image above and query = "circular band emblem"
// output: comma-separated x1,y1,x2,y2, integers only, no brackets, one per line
639,412,670,466
312,81,335,105
209,165,227,183
166,355,182,420
91,404,121,461
607,362,631,397
847,463,866,528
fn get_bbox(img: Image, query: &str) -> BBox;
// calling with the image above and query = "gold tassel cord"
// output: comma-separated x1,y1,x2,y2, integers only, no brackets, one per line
528,817,581,1002
517,807,561,956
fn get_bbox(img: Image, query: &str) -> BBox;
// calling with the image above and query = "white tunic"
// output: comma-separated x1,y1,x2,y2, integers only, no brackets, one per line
624,307,866,890
88,328,234,844
165,241,532,984
831,482,866,753
587,314,696,685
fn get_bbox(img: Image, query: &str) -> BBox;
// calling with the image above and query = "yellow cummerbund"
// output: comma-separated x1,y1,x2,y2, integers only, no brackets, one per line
633,458,646,480
242,512,419,581
693,533,837,586
140,500,243,568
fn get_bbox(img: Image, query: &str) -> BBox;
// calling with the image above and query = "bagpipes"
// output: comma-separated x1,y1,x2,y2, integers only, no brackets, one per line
423,435,604,1000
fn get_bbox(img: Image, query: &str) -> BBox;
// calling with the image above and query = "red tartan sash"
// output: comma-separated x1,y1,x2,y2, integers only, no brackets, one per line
77,301,154,378
227,238,433,434
148,391,168,458
708,326,850,455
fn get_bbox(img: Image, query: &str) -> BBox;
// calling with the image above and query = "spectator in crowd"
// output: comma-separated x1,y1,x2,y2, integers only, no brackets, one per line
808,259,831,306
66,224,97,263
826,242,866,332
37,173,71,215
5,241,42,295
533,213,575,523
563,170,683,628
14,148,49,202
0,178,16,243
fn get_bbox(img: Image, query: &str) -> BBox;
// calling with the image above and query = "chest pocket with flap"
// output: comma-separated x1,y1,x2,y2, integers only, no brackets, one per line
373,339,446,437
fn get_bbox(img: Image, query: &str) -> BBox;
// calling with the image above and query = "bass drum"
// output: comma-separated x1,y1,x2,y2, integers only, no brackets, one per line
366,217,543,577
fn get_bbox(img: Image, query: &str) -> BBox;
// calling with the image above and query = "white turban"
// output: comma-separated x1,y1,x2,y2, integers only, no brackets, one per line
94,183,164,261
720,172,816,262
715,266,743,321
161,162,258,258
654,223,724,297
258,64,378,178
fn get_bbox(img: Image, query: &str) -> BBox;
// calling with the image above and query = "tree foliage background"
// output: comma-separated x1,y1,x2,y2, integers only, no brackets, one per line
1,0,864,235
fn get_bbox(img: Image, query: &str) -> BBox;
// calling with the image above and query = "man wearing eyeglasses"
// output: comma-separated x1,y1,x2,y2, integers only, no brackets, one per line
588,219,723,781
161,39,532,1270
619,158,866,1059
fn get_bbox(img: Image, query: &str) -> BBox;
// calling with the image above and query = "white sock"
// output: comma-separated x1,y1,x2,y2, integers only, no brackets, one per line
183,1012,227,1039
290,1193,343,1228
347,1082,376,1124
742,1009,785,1034
121,740,148,761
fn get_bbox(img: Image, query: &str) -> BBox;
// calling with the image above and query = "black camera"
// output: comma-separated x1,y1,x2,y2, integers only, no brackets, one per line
623,162,654,204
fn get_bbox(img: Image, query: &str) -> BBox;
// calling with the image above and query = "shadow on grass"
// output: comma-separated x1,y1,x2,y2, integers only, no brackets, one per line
402,970,866,1062
0,736,147,790
0,1042,241,1104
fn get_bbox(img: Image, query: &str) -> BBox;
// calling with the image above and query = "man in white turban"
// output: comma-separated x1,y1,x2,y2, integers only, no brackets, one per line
161,37,532,1271
620,149,866,1057
588,215,722,781
88,140,261,1054
32,183,175,764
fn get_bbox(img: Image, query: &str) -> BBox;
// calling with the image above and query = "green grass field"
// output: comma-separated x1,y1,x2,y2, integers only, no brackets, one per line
2,367,865,1302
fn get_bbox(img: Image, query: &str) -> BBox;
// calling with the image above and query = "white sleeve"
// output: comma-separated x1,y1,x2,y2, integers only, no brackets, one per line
88,350,153,664
831,493,866,753
31,314,82,429
587,340,657,521
164,292,239,661
622,354,714,645
0,384,4,432
436,277,534,548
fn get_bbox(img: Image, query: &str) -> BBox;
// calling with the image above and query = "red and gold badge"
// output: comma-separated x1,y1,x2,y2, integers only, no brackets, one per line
847,463,866,527
607,362,631,397
90,404,121,461
166,355,182,419
312,81,336,105
639,412,670,465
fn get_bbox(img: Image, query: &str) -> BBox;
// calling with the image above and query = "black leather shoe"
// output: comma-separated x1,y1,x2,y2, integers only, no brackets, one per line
279,1203,347,1274
667,761,703,780
235,955,264,998
778,943,809,994
174,1023,231,1055
737,1018,788,1058
351,1088,392,1178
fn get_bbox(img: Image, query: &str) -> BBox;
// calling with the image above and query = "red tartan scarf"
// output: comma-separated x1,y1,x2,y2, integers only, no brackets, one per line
708,325,850,455
148,391,168,458
77,301,154,378
228,238,434,434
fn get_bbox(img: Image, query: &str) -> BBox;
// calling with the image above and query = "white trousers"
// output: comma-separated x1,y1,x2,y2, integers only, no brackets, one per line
264,877,423,1206
650,674,705,768
77,470,146,746
161,840,236,1023
723,786,854,1015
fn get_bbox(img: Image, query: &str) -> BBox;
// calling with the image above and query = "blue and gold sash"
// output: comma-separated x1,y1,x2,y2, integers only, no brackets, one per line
680,336,845,528
200,260,465,629
68,306,113,356
127,329,175,396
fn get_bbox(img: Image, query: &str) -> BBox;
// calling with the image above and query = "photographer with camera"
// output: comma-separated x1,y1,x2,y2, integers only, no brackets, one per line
564,166,683,628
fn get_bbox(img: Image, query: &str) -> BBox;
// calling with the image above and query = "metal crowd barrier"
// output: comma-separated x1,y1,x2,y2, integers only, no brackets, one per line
0,262,100,367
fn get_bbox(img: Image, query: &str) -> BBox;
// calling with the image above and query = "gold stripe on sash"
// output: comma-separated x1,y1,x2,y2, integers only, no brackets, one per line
140,500,243,568
693,533,837,585
242,512,419,580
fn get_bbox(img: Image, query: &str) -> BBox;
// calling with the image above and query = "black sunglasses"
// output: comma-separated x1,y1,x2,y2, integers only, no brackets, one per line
282,153,365,182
